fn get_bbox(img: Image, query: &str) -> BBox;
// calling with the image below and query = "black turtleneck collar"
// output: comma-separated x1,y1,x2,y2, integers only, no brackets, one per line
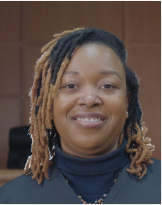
55,138,128,175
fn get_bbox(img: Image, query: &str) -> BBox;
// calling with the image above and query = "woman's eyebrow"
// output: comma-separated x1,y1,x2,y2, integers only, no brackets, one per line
64,70,122,80
100,71,122,80
64,71,80,75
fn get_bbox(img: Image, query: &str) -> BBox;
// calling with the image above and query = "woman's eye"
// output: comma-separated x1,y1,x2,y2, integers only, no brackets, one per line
65,84,77,89
100,84,115,89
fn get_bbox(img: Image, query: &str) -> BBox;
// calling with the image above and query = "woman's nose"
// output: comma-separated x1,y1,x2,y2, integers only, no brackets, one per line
77,88,102,108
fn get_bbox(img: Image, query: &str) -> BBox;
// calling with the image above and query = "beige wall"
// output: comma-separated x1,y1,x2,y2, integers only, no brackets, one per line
0,2,160,168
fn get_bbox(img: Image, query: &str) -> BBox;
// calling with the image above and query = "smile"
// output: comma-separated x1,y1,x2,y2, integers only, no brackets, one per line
73,117,105,128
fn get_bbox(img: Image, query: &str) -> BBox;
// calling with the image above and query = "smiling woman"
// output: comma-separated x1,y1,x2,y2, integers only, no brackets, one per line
0,28,160,204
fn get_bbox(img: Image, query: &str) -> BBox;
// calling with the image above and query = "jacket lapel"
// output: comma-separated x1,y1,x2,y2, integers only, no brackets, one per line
46,160,82,204
103,161,129,204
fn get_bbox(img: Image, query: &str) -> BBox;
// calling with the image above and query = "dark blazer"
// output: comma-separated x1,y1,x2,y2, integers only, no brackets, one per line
0,158,161,204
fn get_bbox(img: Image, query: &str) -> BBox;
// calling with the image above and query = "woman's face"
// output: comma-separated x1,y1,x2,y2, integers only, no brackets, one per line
53,43,129,158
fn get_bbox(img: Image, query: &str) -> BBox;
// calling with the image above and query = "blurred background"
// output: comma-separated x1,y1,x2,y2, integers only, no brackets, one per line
0,1,161,171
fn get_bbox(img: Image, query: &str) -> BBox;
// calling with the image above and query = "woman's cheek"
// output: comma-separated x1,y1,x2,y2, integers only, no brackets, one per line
104,93,127,109
54,93,68,110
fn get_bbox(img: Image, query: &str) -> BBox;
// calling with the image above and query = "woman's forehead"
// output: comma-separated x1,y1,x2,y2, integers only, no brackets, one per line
64,43,126,79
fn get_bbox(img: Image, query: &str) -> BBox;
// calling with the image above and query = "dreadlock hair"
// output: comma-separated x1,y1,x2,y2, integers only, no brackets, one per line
24,28,155,184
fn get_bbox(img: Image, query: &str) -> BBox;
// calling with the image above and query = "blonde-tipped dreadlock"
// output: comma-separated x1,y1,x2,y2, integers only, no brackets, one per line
24,27,155,184
126,122,154,179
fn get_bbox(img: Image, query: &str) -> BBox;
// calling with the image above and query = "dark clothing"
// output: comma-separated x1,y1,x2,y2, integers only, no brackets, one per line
55,138,128,203
0,157,160,204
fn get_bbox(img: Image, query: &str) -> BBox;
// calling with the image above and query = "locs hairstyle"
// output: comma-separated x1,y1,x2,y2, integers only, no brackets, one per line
24,28,155,184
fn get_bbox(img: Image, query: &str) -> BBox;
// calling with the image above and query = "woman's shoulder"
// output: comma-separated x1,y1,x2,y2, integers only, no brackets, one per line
142,158,160,178
0,173,38,203
144,158,161,184
0,173,34,190
103,158,161,204
151,157,161,165
0,161,56,188
0,166,55,203
147,157,161,169
0,163,80,204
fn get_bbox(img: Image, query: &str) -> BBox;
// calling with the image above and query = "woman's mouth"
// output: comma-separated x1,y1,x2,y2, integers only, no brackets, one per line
73,118,105,128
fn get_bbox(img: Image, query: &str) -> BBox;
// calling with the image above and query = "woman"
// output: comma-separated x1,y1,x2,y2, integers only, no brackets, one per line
0,28,160,204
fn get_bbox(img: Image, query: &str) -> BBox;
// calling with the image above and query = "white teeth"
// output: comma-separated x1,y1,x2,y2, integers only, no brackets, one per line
75,118,102,121
90,118,94,122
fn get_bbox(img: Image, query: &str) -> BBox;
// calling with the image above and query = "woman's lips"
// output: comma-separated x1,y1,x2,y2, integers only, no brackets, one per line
73,118,105,128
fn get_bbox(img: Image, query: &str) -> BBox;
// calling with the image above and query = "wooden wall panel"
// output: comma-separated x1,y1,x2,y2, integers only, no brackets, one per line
0,98,20,168
125,1,161,160
21,46,43,125
125,2,161,43
126,45,160,95
0,47,20,95
0,2,20,42
22,2,123,42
